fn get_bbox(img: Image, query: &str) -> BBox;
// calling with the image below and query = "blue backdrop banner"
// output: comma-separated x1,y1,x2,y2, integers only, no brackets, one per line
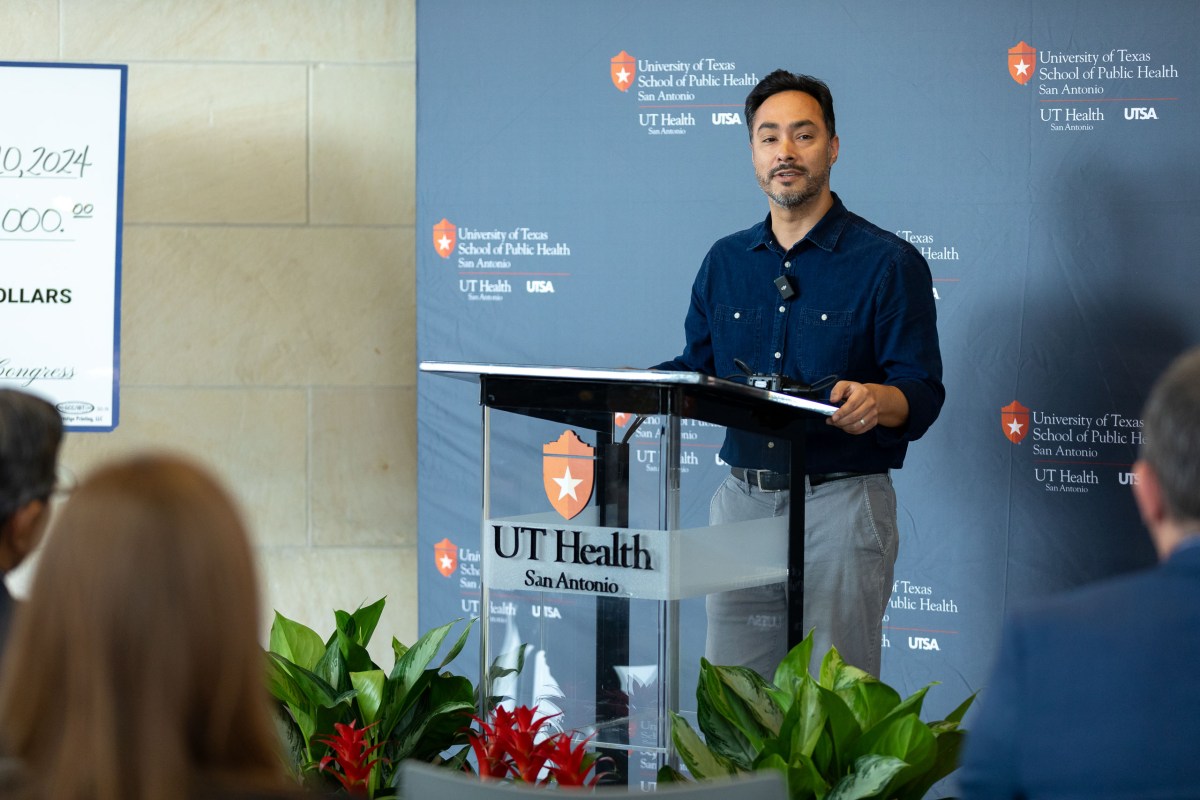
416,1,1197,783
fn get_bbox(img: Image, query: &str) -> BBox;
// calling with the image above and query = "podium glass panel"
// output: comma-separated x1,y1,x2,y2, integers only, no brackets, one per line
419,362,835,787
479,406,789,788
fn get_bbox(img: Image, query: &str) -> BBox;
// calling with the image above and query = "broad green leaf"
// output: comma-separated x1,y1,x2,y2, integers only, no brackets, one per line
269,611,325,672
938,690,978,728
392,636,409,665
437,616,475,670
350,669,387,726
836,677,902,733
389,695,476,763
715,663,785,736
669,711,738,780
772,628,817,701
315,635,350,694
826,754,908,800
819,647,869,691
699,662,774,748
852,714,936,794
656,764,690,785
336,628,378,674
265,653,310,710
816,684,862,777
350,597,387,648
390,619,462,693
781,674,827,761
266,652,341,708
777,752,829,800
891,729,966,800
397,676,476,761
697,683,757,769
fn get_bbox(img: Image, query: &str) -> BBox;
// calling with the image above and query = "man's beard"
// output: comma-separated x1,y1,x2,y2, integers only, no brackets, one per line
757,161,830,209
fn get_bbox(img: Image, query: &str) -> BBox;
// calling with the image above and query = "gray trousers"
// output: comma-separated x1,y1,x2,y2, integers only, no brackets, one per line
704,472,898,680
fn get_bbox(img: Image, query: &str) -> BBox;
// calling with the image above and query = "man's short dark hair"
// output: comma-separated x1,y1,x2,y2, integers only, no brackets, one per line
0,389,63,526
745,69,836,141
1140,347,1200,523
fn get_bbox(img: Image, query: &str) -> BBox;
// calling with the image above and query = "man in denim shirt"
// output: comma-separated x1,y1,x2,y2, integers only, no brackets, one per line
656,71,943,678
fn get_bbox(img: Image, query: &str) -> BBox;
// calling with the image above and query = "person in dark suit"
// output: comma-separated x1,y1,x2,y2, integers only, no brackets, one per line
958,346,1200,799
0,389,63,652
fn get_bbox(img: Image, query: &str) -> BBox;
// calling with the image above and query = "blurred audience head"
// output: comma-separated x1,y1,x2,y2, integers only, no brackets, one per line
0,388,63,574
1135,346,1200,557
0,453,293,800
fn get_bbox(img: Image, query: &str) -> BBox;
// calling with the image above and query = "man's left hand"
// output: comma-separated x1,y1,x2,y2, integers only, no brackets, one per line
827,381,909,434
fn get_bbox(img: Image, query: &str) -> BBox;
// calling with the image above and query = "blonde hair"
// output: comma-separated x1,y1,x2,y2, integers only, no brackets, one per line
0,454,291,800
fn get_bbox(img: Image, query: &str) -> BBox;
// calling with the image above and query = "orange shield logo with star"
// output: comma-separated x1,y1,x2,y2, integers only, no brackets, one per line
611,51,636,92
434,537,457,577
433,218,456,259
1008,41,1036,85
543,431,595,520
1001,400,1031,444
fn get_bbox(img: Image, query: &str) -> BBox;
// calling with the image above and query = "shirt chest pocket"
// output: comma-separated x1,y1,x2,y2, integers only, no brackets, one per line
713,305,762,363
795,308,852,380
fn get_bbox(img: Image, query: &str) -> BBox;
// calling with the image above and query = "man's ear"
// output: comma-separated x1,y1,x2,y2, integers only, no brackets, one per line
1132,459,1165,530
1,499,48,570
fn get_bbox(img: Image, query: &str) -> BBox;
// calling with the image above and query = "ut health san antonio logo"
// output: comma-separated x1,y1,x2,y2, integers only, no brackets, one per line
1008,41,1036,85
434,537,457,577
1002,400,1031,444
543,430,595,520
433,218,456,259
611,51,635,92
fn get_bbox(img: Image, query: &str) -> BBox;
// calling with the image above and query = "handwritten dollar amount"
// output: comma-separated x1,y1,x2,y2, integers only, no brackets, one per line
1,205,93,235
0,145,93,178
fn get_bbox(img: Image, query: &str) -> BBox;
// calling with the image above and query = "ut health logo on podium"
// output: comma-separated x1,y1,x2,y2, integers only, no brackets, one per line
543,431,596,520
1008,41,1037,85
1001,400,1031,444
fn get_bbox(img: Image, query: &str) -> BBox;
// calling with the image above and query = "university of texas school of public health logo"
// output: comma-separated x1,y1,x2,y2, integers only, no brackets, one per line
1002,400,1031,444
611,51,635,92
433,218,456,259
1008,41,1037,85
543,431,596,520
433,537,457,577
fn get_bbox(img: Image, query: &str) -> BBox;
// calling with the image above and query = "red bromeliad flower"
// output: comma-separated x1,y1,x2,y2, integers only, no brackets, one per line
545,732,605,787
316,719,387,796
465,705,606,787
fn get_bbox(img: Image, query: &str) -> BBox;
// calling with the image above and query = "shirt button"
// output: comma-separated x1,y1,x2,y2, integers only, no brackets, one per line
784,261,791,268
774,352,782,359
778,306,786,313
767,441,775,449
734,312,740,319
821,313,828,321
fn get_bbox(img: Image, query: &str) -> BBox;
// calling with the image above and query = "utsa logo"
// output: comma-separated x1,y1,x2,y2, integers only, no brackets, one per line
1124,107,1158,120
712,112,743,125
908,636,940,651
526,280,555,293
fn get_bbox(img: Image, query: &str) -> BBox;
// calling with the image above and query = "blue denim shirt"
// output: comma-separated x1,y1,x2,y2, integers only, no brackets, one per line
656,194,944,474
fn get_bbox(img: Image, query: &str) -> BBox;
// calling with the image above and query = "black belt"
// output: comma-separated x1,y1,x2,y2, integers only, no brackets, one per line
730,467,876,491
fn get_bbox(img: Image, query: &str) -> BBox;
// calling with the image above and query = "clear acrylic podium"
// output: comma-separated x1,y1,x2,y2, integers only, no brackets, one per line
419,363,834,788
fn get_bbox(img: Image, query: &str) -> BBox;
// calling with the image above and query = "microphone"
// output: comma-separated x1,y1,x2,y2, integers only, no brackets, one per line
774,275,796,300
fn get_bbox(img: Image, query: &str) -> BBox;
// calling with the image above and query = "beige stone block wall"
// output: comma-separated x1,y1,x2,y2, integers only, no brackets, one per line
6,0,418,666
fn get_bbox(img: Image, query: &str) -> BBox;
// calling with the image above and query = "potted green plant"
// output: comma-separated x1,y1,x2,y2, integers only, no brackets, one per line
660,631,975,799
265,597,480,798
